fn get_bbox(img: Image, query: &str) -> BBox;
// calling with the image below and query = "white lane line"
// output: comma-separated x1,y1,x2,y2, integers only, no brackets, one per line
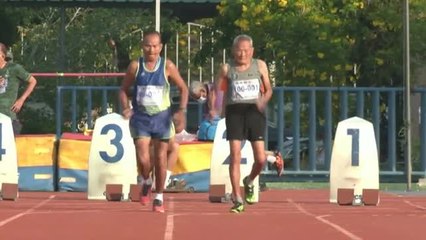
403,200,426,210
288,198,363,240
0,195,56,228
164,197,175,240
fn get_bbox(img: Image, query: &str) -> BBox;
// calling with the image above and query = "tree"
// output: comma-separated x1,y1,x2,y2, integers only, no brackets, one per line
196,0,426,87
1,6,186,133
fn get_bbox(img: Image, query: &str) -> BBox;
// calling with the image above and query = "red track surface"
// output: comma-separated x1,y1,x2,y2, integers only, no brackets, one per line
0,189,425,240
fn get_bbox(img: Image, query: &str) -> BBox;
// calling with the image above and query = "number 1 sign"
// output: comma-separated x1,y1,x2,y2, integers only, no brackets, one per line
329,117,379,203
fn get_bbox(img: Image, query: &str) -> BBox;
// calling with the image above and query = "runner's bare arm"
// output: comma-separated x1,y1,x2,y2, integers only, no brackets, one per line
166,59,188,132
257,60,273,111
214,63,229,116
12,76,37,113
166,59,188,109
207,86,217,119
119,60,138,119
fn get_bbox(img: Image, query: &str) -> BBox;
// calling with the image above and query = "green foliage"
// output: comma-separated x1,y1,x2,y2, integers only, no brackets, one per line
3,2,426,134
410,0,426,71
196,0,426,87
19,105,55,134
1,7,186,134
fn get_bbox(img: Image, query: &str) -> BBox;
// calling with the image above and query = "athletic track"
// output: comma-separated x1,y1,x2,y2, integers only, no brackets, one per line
0,189,425,240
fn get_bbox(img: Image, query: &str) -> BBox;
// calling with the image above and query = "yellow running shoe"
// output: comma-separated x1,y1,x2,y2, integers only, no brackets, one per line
243,176,255,205
230,201,245,213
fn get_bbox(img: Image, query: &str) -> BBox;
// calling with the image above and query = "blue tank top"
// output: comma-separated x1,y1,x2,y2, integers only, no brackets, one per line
131,57,171,115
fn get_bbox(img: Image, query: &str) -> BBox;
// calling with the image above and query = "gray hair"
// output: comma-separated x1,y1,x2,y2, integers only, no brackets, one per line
232,34,253,48
189,81,205,98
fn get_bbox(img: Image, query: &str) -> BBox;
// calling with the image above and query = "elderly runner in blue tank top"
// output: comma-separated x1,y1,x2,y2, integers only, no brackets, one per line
119,31,188,213
214,34,273,213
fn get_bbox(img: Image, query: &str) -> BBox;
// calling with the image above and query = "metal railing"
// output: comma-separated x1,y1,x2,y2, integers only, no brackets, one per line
56,84,426,179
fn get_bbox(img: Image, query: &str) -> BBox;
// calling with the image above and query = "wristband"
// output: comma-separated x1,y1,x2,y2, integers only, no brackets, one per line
179,107,187,113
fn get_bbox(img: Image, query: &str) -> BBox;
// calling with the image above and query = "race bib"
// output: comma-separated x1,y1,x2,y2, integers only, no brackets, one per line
0,73,9,94
231,79,260,101
136,85,163,106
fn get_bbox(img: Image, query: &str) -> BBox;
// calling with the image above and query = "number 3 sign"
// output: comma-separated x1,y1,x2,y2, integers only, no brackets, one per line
87,113,137,200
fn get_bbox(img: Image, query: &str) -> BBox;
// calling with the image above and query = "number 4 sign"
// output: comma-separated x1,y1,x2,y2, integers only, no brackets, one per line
209,118,259,203
0,113,19,192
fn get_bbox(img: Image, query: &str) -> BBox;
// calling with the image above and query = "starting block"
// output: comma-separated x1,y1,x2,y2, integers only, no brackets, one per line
363,189,380,206
0,183,19,201
105,184,123,201
209,185,246,203
337,188,380,206
209,184,225,202
128,184,140,202
330,117,380,205
337,188,354,205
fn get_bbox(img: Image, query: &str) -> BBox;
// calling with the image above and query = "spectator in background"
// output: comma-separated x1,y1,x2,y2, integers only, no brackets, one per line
189,81,223,120
0,42,37,135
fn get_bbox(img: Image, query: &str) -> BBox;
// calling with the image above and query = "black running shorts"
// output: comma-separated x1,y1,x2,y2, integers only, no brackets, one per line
225,103,265,141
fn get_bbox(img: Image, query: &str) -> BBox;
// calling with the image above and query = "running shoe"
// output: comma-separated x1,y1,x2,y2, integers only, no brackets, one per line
243,176,255,205
230,201,244,213
153,199,165,213
140,183,152,206
137,175,142,185
273,151,284,176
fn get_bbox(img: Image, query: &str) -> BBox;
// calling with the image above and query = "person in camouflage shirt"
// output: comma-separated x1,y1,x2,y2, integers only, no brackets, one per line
0,42,37,135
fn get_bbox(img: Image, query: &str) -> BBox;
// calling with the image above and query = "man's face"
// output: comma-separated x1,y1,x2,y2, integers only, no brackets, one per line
141,34,163,61
192,88,207,100
0,43,7,63
0,51,5,63
232,40,253,65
